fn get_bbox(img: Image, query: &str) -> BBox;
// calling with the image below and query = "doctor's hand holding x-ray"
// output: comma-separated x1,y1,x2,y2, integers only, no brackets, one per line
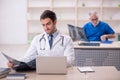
7,10,74,71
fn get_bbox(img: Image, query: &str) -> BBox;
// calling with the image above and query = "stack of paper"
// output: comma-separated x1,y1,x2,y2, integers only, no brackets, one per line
6,73,26,80
0,68,11,79
77,67,95,73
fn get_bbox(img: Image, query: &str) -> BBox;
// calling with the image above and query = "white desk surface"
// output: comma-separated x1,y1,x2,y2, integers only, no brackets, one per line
74,41,120,48
1,66,120,80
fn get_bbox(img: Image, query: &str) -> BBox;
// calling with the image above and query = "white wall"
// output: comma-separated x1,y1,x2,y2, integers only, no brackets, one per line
0,0,27,44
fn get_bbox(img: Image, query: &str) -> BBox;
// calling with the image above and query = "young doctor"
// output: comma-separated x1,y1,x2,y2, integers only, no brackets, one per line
7,10,74,71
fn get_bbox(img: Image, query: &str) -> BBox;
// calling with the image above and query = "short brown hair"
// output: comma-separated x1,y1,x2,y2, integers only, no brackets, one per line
40,10,57,22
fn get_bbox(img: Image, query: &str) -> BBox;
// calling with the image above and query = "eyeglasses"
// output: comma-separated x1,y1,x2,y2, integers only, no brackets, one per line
91,18,98,21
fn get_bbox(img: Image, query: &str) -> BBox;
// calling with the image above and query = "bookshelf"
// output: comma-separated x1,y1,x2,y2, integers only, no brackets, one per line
27,0,120,43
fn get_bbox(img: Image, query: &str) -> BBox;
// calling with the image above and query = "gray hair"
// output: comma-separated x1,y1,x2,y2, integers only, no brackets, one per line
89,11,98,17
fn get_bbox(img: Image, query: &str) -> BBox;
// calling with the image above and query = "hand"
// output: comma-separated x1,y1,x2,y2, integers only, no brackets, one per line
7,61,14,68
100,35,107,41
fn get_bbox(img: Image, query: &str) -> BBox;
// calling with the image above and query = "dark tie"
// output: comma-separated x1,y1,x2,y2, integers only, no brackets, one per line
49,34,53,49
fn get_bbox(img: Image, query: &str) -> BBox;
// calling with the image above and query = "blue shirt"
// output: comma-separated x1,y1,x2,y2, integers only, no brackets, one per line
83,21,115,41
47,30,59,40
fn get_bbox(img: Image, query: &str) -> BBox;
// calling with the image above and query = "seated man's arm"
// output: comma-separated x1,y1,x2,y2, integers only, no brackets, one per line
101,34,115,41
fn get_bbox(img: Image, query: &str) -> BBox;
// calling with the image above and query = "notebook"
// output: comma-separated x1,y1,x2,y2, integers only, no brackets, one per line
6,73,26,80
36,56,67,75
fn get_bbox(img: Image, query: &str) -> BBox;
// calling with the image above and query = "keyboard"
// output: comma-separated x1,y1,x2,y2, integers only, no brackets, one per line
78,42,100,46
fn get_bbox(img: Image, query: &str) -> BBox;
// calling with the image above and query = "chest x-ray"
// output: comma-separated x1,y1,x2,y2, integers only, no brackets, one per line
68,24,88,41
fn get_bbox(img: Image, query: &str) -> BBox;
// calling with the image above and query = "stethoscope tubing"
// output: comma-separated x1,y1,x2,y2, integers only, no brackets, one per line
39,34,64,50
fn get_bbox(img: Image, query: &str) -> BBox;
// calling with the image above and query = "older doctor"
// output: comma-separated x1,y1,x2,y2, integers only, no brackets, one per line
7,10,74,71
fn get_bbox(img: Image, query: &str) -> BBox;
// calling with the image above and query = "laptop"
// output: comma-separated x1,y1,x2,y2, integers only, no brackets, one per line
36,56,67,75
68,24,88,41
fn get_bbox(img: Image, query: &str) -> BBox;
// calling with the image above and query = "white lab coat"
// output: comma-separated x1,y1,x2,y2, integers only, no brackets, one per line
21,31,74,66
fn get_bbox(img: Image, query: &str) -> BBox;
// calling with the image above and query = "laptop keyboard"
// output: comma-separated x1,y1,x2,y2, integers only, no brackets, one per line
78,42,100,46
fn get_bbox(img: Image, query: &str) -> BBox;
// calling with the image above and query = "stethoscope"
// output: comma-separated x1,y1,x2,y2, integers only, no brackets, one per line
39,34,64,50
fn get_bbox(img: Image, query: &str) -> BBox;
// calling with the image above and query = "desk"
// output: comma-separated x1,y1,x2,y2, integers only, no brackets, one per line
1,66,120,80
74,41,120,70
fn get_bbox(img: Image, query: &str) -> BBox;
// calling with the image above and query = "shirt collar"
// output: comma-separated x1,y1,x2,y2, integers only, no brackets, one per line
47,30,59,39
91,20,100,27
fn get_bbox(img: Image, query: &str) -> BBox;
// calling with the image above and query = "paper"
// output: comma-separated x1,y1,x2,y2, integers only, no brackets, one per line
1,52,22,67
0,68,11,75
0,68,11,79
77,67,95,73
